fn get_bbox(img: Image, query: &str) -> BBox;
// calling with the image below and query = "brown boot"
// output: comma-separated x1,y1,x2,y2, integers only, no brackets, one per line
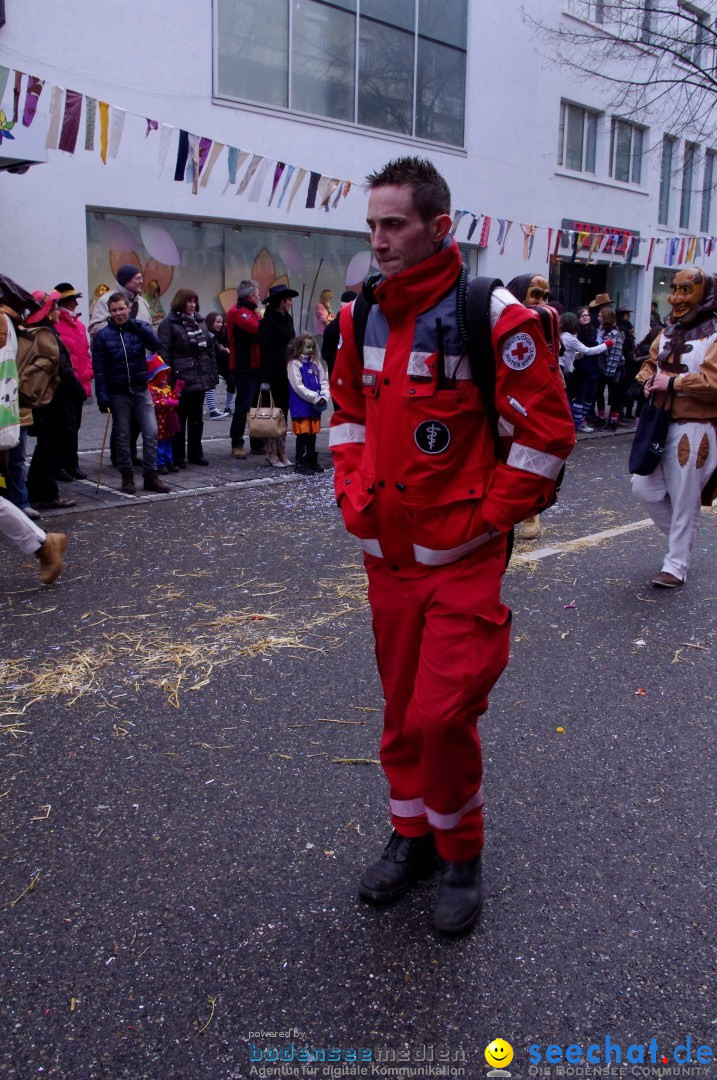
36,532,67,584
521,514,542,540
121,471,136,495
143,471,171,494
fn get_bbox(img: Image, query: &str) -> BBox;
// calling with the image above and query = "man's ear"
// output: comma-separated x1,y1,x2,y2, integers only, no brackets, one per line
431,213,453,245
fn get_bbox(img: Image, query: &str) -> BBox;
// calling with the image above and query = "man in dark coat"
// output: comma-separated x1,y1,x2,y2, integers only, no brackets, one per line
258,284,298,466
92,294,170,495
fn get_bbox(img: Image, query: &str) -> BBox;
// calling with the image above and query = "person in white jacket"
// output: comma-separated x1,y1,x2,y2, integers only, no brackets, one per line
561,310,612,432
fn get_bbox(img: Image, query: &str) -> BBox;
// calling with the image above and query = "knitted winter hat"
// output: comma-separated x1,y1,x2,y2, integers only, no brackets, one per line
116,264,142,287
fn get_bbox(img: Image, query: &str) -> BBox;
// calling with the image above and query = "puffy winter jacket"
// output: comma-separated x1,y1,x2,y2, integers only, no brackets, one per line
92,319,160,403
56,308,93,395
157,311,218,393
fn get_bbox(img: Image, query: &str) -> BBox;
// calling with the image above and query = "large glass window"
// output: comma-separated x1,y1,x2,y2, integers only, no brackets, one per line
659,136,675,225
610,119,644,184
558,102,598,173
680,142,697,229
215,0,468,147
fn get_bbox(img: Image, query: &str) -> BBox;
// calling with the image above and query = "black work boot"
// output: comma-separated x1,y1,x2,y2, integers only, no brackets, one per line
143,471,171,494
358,830,437,905
309,452,325,474
120,471,136,495
433,853,483,937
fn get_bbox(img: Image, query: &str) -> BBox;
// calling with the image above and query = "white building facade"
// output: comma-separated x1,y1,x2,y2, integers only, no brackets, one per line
1,0,716,334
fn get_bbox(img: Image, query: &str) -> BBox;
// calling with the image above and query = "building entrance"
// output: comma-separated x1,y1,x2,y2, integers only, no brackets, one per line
550,261,607,312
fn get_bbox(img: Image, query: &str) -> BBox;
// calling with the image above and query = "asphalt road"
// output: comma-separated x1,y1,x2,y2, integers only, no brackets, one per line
2,433,716,1080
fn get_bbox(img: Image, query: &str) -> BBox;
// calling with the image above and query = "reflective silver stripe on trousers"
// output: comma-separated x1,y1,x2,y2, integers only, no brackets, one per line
363,345,386,372
329,422,366,447
352,536,383,558
506,442,564,480
413,529,497,567
391,787,485,830
498,416,515,437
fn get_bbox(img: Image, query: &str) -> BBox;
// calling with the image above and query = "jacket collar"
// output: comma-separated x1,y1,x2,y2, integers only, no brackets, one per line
372,237,462,318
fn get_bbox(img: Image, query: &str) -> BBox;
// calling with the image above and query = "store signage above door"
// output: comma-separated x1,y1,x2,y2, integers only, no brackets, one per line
561,219,640,257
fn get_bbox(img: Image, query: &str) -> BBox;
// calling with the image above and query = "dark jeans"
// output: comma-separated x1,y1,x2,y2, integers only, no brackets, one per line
173,389,205,464
571,359,599,425
110,390,158,473
5,427,30,508
230,375,263,451
596,373,623,416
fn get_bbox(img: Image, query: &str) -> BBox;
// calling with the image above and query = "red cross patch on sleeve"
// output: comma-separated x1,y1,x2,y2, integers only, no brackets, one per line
502,332,537,371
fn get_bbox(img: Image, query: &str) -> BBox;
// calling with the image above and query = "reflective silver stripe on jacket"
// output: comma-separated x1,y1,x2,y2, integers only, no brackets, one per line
413,530,497,567
506,442,564,480
329,422,366,446
391,787,485,830
352,537,383,558
363,345,385,372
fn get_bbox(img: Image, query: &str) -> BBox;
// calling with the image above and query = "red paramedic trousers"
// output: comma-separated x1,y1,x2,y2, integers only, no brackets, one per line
366,538,511,863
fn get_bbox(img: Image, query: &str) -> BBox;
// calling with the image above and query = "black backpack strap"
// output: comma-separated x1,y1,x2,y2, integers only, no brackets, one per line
352,273,382,358
457,268,504,456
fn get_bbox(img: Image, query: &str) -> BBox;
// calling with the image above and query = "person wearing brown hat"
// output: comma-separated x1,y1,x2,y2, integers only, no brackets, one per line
54,282,92,480
258,285,298,465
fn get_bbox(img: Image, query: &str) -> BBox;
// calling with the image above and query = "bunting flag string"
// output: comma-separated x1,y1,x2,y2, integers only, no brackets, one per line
5,62,717,246
0,65,354,216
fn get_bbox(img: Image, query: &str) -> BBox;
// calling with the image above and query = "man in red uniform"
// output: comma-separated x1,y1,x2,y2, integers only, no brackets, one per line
329,157,575,936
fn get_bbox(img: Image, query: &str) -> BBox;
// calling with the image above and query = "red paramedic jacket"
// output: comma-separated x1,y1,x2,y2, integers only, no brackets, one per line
329,239,575,575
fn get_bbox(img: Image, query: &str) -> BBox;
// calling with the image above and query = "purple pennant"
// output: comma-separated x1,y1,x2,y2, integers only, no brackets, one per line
22,75,44,127
269,162,286,205
198,136,212,172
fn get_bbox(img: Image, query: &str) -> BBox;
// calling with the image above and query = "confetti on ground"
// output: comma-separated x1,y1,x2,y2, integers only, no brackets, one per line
635,688,647,696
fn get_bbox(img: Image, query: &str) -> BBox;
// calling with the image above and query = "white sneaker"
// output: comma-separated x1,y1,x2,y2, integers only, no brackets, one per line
577,423,594,433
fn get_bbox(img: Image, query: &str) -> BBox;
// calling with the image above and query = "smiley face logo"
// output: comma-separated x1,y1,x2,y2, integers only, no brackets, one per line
485,1040,514,1069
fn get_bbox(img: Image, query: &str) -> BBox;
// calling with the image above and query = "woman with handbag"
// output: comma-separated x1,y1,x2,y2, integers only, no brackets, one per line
258,285,297,467
158,290,217,467
631,268,717,588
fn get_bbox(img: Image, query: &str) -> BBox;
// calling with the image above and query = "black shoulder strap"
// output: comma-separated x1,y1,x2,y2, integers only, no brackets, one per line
458,268,504,456
352,273,381,357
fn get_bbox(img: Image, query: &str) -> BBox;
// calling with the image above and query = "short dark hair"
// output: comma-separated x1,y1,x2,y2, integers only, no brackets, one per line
560,311,578,334
107,292,128,308
170,288,199,314
365,156,451,222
